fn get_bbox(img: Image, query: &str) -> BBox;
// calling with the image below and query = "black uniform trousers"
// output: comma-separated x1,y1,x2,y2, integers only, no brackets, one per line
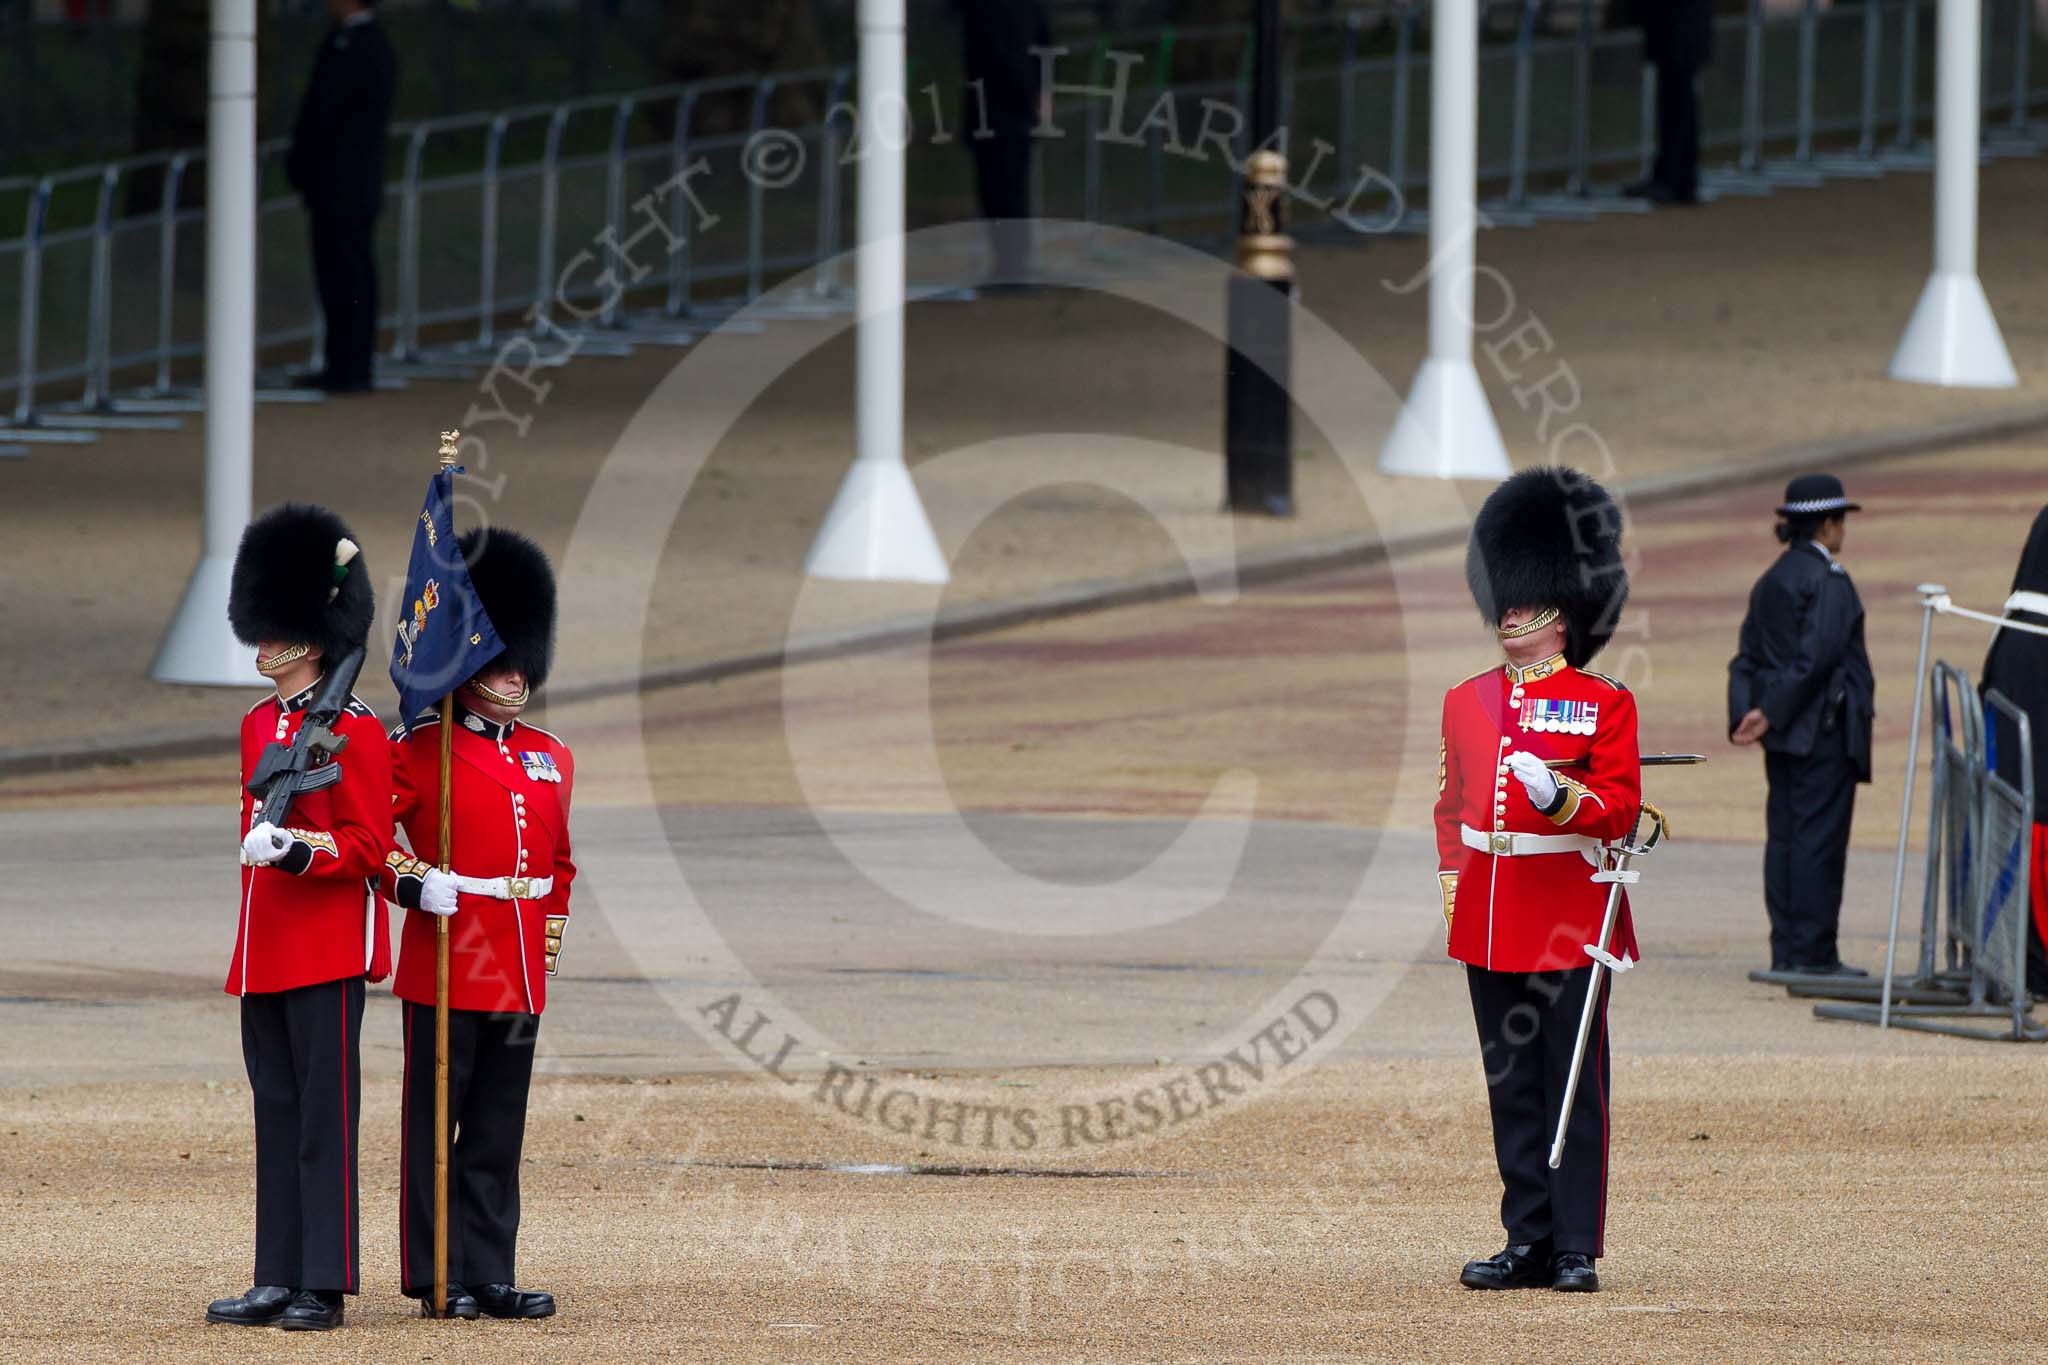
1651,62,1701,199
399,1001,538,1293
240,975,365,1294
1762,726,1859,969
1467,963,1610,1257
969,117,1035,279
309,209,379,388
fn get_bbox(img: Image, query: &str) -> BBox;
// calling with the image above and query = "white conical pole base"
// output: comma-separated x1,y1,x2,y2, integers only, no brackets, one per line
1887,271,2018,388
1376,357,1514,480
803,459,950,584
152,552,264,685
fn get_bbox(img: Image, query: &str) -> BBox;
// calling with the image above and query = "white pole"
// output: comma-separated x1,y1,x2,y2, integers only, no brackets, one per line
153,0,263,684
1376,0,1511,481
1887,0,2017,388
858,0,905,482
803,0,949,584
1879,586,1944,1028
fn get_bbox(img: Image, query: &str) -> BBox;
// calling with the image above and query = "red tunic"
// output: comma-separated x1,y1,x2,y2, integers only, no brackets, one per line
384,709,577,1015
1434,656,1642,973
229,688,393,996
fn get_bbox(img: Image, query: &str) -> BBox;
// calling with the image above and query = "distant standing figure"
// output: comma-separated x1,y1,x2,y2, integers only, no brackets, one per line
1978,505,2048,998
1625,0,1711,205
1728,474,1875,977
957,0,1050,283
287,0,397,394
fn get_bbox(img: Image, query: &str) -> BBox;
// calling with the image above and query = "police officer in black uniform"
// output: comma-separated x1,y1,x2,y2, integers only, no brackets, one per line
1728,474,1875,976
287,0,398,394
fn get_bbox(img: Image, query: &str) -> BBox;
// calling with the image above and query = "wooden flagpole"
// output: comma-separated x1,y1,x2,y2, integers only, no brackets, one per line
432,430,458,1318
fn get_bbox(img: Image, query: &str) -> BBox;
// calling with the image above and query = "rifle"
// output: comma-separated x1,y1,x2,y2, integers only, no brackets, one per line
246,644,369,831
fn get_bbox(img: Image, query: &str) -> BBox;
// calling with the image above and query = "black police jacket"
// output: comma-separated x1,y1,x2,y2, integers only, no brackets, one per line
286,15,398,221
1728,542,1875,780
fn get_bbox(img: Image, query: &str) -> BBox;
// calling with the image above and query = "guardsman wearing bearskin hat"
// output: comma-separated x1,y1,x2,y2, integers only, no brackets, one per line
1437,468,1639,1295
207,504,392,1332
380,528,574,1320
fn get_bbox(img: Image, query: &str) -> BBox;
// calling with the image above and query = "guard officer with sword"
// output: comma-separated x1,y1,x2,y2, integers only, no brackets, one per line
1436,468,1691,1295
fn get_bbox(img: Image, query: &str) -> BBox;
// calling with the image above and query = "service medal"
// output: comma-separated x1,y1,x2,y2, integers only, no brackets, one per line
1520,699,1599,735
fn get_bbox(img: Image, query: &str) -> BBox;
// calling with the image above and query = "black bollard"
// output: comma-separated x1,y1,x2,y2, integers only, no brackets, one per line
1223,0,1294,518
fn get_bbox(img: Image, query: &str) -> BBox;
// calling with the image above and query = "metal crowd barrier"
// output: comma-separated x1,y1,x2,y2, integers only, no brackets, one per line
3,0,2044,447
1813,663,2045,1042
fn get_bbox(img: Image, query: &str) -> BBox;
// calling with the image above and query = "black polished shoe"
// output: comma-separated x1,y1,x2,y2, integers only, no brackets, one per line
408,1283,481,1319
205,1284,294,1325
278,1289,345,1331
1621,176,1698,204
474,1282,556,1319
1552,1251,1600,1292
1459,1241,1553,1290
1790,960,1868,978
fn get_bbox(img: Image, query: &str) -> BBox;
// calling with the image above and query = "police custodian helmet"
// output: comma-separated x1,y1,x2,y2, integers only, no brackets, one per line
1464,467,1629,669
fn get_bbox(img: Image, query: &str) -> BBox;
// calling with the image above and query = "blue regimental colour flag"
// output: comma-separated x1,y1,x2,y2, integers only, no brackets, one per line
389,467,505,733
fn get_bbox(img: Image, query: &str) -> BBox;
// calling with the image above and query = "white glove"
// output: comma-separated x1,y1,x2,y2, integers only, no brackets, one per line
1505,751,1560,809
242,822,291,866
420,869,460,918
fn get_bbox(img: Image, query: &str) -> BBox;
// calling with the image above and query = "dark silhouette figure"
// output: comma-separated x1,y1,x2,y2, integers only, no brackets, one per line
287,0,397,393
957,0,1050,282
1625,0,1711,204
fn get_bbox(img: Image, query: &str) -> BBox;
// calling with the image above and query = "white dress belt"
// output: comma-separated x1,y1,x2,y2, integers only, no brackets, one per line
453,873,554,900
1461,825,1599,858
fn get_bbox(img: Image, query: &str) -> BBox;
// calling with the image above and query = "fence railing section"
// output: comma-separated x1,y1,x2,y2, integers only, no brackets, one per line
2,0,2043,441
1812,658,2046,1042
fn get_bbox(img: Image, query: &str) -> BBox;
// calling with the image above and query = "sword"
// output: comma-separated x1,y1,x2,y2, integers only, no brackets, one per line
1544,753,1706,769
1547,797,1671,1171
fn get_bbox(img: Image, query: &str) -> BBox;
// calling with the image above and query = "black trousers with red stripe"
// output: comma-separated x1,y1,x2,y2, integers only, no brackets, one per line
240,975,365,1294
1467,963,1610,1257
399,1002,537,1293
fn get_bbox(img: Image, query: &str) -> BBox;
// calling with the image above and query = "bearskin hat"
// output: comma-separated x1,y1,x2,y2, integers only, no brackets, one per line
1464,466,1629,669
459,527,557,690
228,503,376,658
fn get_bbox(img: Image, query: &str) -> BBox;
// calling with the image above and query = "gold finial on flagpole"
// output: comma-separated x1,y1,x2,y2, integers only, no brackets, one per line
438,429,460,470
